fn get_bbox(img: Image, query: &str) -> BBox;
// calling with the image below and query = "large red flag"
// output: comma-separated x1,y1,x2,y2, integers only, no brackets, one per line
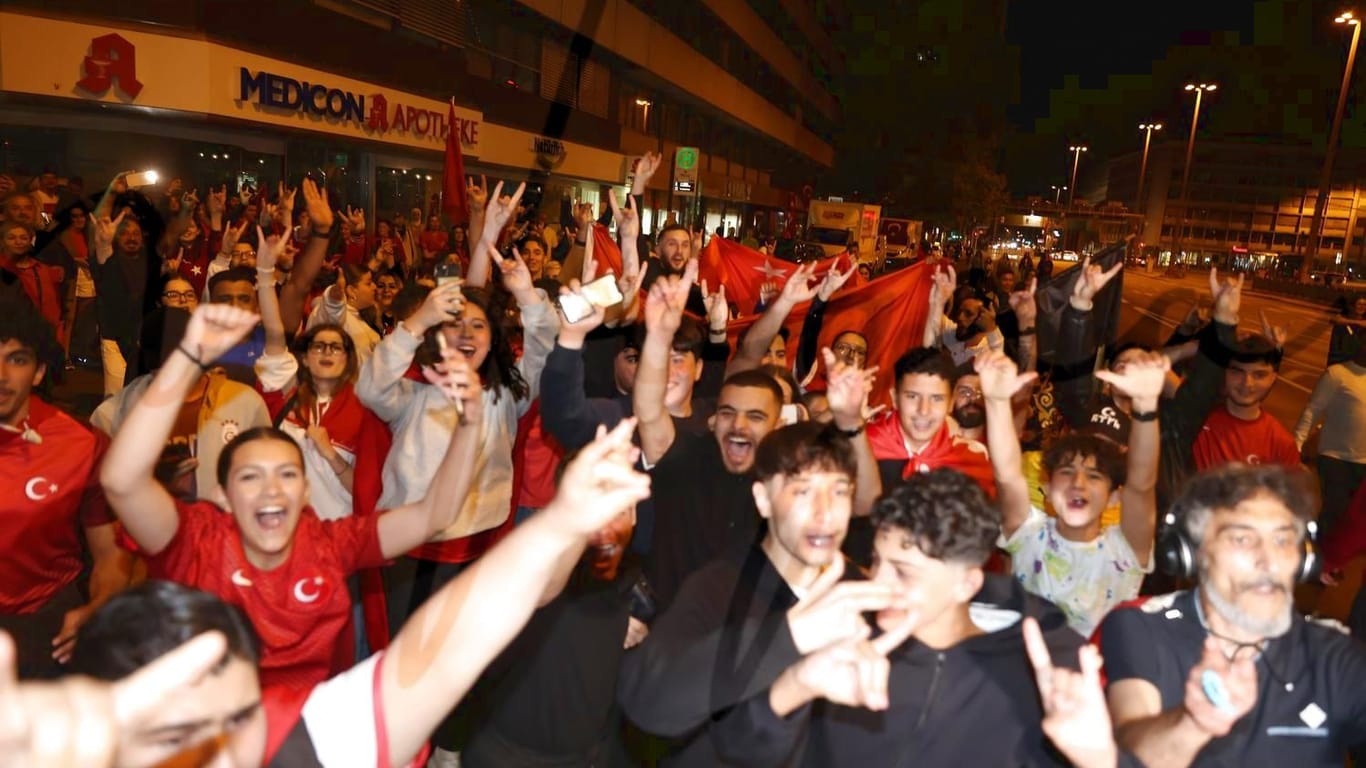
442,100,468,226
698,238,932,409
590,224,623,279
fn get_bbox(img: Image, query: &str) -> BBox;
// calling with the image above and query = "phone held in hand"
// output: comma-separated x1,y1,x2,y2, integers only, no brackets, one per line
433,261,464,316
557,274,624,323
124,170,160,188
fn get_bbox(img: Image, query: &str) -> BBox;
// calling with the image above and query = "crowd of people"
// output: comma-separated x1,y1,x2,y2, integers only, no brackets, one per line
2,152,1366,768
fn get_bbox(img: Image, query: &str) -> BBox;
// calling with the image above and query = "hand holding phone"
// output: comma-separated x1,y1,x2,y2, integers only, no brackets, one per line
557,274,624,324
124,170,160,188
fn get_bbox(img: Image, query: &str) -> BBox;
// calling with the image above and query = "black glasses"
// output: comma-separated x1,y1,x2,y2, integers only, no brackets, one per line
162,290,196,302
833,342,868,359
308,341,346,355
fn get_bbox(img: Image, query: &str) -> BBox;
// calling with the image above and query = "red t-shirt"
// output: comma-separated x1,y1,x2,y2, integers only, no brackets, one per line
0,399,111,614
513,400,563,511
145,500,386,690
1192,405,1301,471
1,257,65,333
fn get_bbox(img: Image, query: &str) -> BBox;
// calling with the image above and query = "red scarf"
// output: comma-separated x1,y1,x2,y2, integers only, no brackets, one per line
866,414,996,498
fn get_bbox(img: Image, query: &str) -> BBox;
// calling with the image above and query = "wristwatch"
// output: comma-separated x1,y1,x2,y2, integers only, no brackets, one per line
836,422,866,438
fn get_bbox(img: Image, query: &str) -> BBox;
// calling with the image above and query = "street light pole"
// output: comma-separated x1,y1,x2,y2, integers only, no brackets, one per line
1307,12,1362,272
1174,83,1216,263
1136,122,1163,214
1068,145,1088,207
1052,185,1067,204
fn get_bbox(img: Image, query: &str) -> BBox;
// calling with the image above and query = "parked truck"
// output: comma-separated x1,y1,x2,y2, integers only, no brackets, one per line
807,200,882,262
878,217,923,258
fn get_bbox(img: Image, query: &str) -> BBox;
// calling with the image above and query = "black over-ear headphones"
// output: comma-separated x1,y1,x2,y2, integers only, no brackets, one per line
1156,511,1320,583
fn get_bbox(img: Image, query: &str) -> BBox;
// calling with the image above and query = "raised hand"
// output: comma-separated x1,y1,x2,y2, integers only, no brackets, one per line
1177,303,1211,337
220,219,249,256
1023,618,1118,768
542,418,652,537
644,260,697,335
817,261,858,302
407,281,465,334
300,178,333,232
783,607,918,712
1259,309,1288,350
93,209,130,255
1071,256,1123,310
557,280,608,342
179,189,199,220
482,181,527,244
930,265,956,310
581,222,598,283
1094,350,1170,409
466,174,489,213
422,341,484,421
974,349,1037,402
758,280,779,307
255,226,289,274
181,304,260,364
1209,267,1243,325
572,200,595,232
1181,637,1258,738
701,279,729,331
1008,277,1038,327
822,347,876,430
607,188,641,242
785,558,908,654
778,262,820,306
634,151,663,187
345,206,366,233
277,182,297,218
164,248,184,276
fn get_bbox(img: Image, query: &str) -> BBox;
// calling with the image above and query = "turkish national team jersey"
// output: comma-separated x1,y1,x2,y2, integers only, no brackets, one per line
145,500,385,690
0,398,111,614
1192,405,1301,471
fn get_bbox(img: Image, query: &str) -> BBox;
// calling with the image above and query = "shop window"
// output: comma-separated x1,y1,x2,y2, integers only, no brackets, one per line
375,166,440,220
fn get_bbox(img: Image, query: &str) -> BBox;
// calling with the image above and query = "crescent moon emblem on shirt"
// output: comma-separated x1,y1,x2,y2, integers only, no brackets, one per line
293,577,323,603
231,569,254,587
24,477,55,502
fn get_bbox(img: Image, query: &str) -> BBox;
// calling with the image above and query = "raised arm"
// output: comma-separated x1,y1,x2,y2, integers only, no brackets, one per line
729,262,819,376
279,180,333,334
794,263,857,382
634,260,697,464
1009,277,1039,373
823,348,882,516
977,350,1038,537
497,244,557,410
607,188,644,325
99,305,259,555
1096,352,1168,565
355,282,464,423
90,209,129,267
923,266,955,348
254,226,290,356
541,281,616,451
466,179,522,289
376,348,485,557
377,420,651,767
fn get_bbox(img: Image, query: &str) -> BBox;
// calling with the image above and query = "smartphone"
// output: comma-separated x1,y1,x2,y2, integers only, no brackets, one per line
580,273,625,308
433,261,464,315
780,403,801,426
558,291,595,324
124,170,159,188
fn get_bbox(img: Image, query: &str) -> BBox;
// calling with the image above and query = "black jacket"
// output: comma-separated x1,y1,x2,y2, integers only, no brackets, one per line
710,574,1087,767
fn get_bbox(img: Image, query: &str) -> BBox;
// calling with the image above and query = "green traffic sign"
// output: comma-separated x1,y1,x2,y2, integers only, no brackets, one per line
676,147,698,170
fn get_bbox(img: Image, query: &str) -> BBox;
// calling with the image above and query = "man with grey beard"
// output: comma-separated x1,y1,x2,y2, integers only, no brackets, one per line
1098,464,1366,767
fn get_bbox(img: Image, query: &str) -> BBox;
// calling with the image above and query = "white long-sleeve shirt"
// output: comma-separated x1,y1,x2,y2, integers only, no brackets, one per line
354,296,558,540
1294,362,1366,462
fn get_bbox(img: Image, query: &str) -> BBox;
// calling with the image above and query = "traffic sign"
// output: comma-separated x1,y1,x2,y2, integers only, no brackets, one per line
674,147,699,196
676,147,698,171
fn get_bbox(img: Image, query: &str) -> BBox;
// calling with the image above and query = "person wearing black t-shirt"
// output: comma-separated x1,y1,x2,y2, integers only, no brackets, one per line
1100,464,1366,767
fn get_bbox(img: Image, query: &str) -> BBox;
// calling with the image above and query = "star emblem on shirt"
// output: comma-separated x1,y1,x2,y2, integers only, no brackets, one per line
191,265,202,275
753,258,789,281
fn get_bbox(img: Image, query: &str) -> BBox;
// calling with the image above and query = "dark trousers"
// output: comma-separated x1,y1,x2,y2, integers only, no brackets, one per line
0,581,83,680
1316,455,1366,539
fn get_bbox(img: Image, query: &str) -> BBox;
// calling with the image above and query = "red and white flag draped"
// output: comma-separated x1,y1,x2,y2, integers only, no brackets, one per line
588,233,934,408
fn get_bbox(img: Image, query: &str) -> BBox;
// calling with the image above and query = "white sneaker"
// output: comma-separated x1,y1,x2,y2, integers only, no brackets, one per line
426,747,461,768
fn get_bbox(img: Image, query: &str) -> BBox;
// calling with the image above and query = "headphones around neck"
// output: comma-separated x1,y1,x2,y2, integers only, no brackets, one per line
1156,511,1320,583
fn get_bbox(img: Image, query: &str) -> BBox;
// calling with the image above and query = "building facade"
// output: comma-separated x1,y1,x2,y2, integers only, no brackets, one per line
0,0,840,237
1106,138,1366,272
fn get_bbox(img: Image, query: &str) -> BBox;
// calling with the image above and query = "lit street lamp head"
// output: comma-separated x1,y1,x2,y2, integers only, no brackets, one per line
1336,11,1359,25
1139,123,1163,131
1184,83,1218,92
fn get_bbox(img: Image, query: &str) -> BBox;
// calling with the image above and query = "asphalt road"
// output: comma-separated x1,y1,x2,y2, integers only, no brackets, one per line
1115,267,1338,432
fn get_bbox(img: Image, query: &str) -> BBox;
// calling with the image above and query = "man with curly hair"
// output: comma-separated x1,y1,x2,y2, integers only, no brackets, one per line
708,468,1089,766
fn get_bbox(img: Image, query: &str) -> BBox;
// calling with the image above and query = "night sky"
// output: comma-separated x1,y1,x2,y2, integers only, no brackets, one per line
1004,0,1259,131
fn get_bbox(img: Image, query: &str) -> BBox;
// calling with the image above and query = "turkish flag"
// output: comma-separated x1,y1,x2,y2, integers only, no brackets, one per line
442,100,468,226
589,223,623,279
698,238,932,408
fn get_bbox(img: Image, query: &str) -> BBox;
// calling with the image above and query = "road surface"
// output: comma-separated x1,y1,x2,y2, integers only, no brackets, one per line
1115,268,1338,432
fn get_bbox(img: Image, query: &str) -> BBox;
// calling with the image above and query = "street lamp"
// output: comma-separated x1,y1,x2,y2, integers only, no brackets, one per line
1051,185,1067,204
1068,145,1088,206
1173,83,1217,262
1307,11,1362,272
1136,123,1163,214
635,97,653,130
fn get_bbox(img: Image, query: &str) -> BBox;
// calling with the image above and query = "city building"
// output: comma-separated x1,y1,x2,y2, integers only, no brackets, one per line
0,0,841,238
1105,138,1366,274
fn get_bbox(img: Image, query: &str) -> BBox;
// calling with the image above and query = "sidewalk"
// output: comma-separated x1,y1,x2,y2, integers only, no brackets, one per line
1127,269,1336,312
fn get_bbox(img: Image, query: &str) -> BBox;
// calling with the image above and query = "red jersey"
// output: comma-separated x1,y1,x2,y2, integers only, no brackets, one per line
512,400,563,510
145,500,386,690
1,257,64,333
0,398,111,614
1192,405,1300,471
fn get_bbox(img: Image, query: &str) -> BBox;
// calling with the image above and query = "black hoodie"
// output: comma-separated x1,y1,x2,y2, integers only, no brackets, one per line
710,574,1086,767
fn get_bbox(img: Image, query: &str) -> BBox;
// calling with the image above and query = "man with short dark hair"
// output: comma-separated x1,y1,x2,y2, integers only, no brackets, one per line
709,468,1087,767
0,293,132,678
1101,464,1366,767
1192,335,1298,471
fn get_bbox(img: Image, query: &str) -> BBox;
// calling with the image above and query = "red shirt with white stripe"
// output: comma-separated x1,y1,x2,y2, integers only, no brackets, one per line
0,398,110,614
1192,405,1301,471
145,500,385,690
